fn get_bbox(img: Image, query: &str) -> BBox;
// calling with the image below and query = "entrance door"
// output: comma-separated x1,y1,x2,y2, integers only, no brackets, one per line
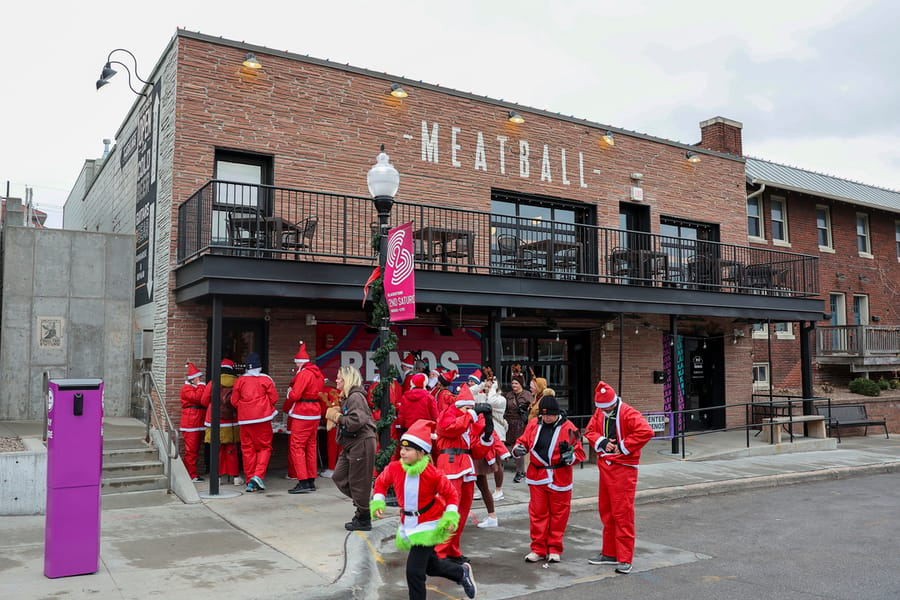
206,318,269,372
681,337,725,431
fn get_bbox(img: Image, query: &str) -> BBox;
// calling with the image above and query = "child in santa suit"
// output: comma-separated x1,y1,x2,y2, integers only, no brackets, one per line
583,380,654,574
200,358,241,483
180,362,207,482
370,420,477,600
512,393,585,563
284,341,326,494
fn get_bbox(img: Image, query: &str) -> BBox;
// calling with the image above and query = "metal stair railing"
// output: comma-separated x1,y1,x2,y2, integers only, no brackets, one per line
138,367,180,492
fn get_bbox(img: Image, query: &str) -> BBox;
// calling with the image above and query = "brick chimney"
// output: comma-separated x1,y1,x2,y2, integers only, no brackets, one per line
698,116,743,156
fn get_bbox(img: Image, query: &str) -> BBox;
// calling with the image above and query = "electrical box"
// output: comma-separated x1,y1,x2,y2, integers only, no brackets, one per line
134,329,153,360
630,186,644,201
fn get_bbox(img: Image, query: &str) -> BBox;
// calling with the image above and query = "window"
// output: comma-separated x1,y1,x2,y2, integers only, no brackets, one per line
895,221,900,260
774,322,794,339
212,150,273,244
829,293,847,352
752,363,770,390
751,322,767,338
747,196,762,239
770,195,788,244
816,205,832,251
856,213,871,256
852,295,869,326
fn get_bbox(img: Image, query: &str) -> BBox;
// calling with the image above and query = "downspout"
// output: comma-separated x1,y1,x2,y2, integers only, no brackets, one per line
746,179,766,201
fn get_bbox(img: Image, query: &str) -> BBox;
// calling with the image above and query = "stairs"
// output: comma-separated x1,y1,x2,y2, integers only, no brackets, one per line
102,431,178,510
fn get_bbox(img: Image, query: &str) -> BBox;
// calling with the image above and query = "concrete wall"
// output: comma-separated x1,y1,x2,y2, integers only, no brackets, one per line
0,226,135,419
0,439,46,515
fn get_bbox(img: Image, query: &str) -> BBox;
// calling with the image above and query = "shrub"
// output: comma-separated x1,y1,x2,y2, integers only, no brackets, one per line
877,377,891,390
890,379,900,390
849,377,881,397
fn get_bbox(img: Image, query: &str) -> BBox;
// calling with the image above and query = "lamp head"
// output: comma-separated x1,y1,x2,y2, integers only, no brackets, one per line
601,131,615,146
367,145,400,202
507,110,525,124
390,83,408,98
686,151,702,164
242,53,262,69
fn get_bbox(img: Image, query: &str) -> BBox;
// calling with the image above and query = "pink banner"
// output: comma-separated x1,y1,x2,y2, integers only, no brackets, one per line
384,221,416,322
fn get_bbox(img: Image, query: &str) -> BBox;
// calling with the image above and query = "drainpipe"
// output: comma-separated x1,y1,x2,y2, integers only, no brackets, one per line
746,179,766,201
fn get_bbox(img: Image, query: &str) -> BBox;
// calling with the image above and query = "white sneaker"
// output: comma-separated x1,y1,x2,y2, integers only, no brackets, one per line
320,469,334,479
234,476,245,486
492,490,504,501
548,553,561,563
477,516,498,528
472,489,482,500
524,552,546,563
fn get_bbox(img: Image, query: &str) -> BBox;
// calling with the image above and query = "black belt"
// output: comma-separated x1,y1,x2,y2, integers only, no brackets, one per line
185,405,204,410
294,399,321,403
535,463,567,470
402,499,436,517
440,448,471,463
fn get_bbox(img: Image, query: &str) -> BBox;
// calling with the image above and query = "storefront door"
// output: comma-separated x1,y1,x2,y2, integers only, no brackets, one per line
682,337,726,431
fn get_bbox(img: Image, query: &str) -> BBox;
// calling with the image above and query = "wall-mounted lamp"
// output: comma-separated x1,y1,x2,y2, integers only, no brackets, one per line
871,315,881,322
95,48,151,96
858,274,871,284
507,110,525,124
685,151,702,164
601,131,615,146
389,83,408,98
835,272,848,281
305,314,317,326
242,53,262,69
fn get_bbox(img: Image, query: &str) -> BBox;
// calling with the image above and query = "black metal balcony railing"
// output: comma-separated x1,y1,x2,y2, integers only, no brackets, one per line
816,325,900,356
177,181,819,297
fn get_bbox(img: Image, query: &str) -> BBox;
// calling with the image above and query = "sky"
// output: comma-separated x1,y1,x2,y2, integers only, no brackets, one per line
2,0,898,228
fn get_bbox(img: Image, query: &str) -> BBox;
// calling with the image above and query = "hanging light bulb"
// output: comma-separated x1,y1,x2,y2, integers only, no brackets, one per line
670,338,674,347
601,330,606,339
703,339,707,349
635,327,639,335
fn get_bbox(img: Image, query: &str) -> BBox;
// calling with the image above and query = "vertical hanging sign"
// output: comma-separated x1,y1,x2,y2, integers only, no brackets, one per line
384,222,416,321
134,82,160,307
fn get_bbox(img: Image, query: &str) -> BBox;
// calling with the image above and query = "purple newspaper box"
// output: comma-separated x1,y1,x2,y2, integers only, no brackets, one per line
44,378,104,578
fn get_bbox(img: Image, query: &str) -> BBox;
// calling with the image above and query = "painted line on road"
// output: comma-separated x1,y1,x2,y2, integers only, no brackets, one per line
356,530,385,564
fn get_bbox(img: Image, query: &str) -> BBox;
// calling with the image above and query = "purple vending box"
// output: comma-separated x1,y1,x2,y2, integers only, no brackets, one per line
44,378,104,578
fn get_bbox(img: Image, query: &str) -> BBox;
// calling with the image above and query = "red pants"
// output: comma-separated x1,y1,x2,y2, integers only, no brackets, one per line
326,428,340,469
435,477,474,559
239,421,274,480
598,461,639,563
528,484,573,555
182,430,204,479
218,442,240,477
289,418,319,480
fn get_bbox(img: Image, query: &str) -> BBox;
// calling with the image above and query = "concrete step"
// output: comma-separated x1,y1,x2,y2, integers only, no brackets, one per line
101,489,180,510
104,446,158,464
102,473,169,495
103,437,149,451
103,460,164,477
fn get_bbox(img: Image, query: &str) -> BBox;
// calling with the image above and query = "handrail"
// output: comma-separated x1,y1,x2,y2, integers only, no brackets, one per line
138,366,180,492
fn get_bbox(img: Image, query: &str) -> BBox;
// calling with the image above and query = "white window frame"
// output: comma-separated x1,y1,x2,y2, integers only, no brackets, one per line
752,363,770,390
751,322,768,339
852,295,869,326
770,195,789,247
856,213,872,257
894,220,900,261
774,322,794,340
816,205,833,252
747,196,765,242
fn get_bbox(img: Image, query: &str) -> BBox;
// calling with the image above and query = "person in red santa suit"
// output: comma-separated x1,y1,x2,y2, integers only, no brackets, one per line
399,351,417,392
318,379,342,477
230,352,279,493
284,341,326,494
394,373,439,456
433,382,490,563
370,419,477,600
512,393,585,563
180,362,207,482
432,369,459,414
583,380,654,574
200,358,241,483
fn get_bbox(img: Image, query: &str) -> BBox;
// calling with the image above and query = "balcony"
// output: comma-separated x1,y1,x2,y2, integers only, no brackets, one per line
177,180,819,297
816,325,900,372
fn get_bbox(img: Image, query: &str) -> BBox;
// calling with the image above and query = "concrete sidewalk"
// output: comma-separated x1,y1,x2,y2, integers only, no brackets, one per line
2,427,898,599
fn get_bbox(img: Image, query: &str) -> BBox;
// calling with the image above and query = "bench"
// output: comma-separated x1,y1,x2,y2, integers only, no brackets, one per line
814,404,889,443
761,415,827,444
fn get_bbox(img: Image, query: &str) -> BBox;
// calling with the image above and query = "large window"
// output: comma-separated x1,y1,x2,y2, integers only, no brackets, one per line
213,150,273,244
852,295,869,326
816,205,832,250
747,196,762,239
856,213,871,255
770,195,788,244
752,363,770,390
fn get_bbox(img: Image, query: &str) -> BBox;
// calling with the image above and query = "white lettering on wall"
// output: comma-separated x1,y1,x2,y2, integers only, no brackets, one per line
579,152,587,188
422,121,439,163
451,127,462,168
519,140,530,178
496,136,508,175
561,149,571,185
541,144,552,182
474,132,487,171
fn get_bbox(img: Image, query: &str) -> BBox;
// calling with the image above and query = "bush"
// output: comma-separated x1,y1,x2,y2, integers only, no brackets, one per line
877,377,891,390
849,377,881,397
890,379,900,390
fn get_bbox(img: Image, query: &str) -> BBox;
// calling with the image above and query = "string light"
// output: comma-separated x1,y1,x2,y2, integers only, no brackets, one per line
635,327,639,335
601,330,606,339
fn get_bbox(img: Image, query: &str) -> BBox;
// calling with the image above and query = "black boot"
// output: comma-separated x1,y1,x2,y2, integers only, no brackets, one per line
345,515,372,531
288,480,311,494
307,478,317,492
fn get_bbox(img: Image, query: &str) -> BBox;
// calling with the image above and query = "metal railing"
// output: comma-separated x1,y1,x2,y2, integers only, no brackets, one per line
137,367,179,492
177,181,820,297
816,325,900,356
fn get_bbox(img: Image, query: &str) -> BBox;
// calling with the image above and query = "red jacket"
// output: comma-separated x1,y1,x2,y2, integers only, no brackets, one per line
516,416,585,491
435,403,486,480
179,382,207,431
284,363,326,421
395,388,439,433
373,459,459,544
200,373,238,427
583,401,654,466
230,372,278,425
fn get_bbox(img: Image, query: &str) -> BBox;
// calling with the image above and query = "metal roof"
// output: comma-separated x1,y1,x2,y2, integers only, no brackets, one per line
745,157,900,212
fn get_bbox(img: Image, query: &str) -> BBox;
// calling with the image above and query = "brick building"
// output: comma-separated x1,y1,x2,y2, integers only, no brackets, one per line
65,30,829,438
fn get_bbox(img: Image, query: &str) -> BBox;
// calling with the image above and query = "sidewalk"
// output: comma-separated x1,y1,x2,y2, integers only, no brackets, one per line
2,425,898,599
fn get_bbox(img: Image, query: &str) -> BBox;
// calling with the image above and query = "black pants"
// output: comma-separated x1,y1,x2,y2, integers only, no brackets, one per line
406,545,463,600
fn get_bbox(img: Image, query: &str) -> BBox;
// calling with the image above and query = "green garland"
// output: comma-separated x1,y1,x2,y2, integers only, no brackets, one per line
370,230,400,472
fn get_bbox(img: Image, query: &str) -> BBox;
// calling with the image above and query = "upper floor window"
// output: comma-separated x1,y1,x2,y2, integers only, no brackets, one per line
895,221,900,260
751,322,767,338
856,213,871,256
770,195,788,244
747,196,762,239
774,322,794,339
816,205,832,250
752,363,770,390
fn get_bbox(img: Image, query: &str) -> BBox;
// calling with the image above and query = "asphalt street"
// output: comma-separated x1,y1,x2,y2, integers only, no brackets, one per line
374,472,900,600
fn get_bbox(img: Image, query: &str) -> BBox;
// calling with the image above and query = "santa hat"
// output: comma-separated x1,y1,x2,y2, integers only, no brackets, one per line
438,369,458,387
410,373,428,389
294,341,310,363
400,352,416,369
220,358,235,372
185,362,202,380
400,419,437,453
594,380,619,409
467,369,483,384
455,382,475,407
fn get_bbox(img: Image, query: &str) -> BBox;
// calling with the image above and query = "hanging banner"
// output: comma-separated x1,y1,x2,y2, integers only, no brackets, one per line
315,323,482,385
384,222,416,321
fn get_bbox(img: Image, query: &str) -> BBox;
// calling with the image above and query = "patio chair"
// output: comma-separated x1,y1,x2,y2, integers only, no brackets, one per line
282,215,318,257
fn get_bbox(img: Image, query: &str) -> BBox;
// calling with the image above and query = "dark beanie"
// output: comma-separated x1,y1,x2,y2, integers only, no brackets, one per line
245,353,262,369
538,394,560,415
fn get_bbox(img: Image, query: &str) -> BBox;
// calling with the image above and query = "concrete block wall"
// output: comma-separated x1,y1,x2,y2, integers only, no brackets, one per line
0,226,135,419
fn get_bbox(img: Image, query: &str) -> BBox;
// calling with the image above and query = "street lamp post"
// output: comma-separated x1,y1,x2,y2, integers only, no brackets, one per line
367,146,400,452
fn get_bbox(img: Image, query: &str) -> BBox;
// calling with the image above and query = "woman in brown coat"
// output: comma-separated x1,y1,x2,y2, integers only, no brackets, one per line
503,374,532,483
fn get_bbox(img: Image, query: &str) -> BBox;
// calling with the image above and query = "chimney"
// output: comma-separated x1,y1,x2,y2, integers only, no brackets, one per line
698,116,743,156
102,138,112,160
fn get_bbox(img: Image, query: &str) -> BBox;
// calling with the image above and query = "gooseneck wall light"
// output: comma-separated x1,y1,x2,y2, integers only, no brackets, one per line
389,83,408,98
95,48,151,96
507,110,525,124
685,151,702,164
242,53,262,69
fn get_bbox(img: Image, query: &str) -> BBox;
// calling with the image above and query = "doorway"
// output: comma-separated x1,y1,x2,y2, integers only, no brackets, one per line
681,336,726,431
206,318,269,372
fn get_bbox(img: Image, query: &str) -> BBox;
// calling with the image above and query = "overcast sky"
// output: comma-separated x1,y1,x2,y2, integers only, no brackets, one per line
2,0,897,228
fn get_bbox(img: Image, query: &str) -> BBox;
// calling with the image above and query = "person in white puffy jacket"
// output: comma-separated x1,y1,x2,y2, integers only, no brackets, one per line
471,371,511,525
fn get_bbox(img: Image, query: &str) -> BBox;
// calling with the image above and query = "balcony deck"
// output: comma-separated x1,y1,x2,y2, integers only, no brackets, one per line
816,325,900,372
